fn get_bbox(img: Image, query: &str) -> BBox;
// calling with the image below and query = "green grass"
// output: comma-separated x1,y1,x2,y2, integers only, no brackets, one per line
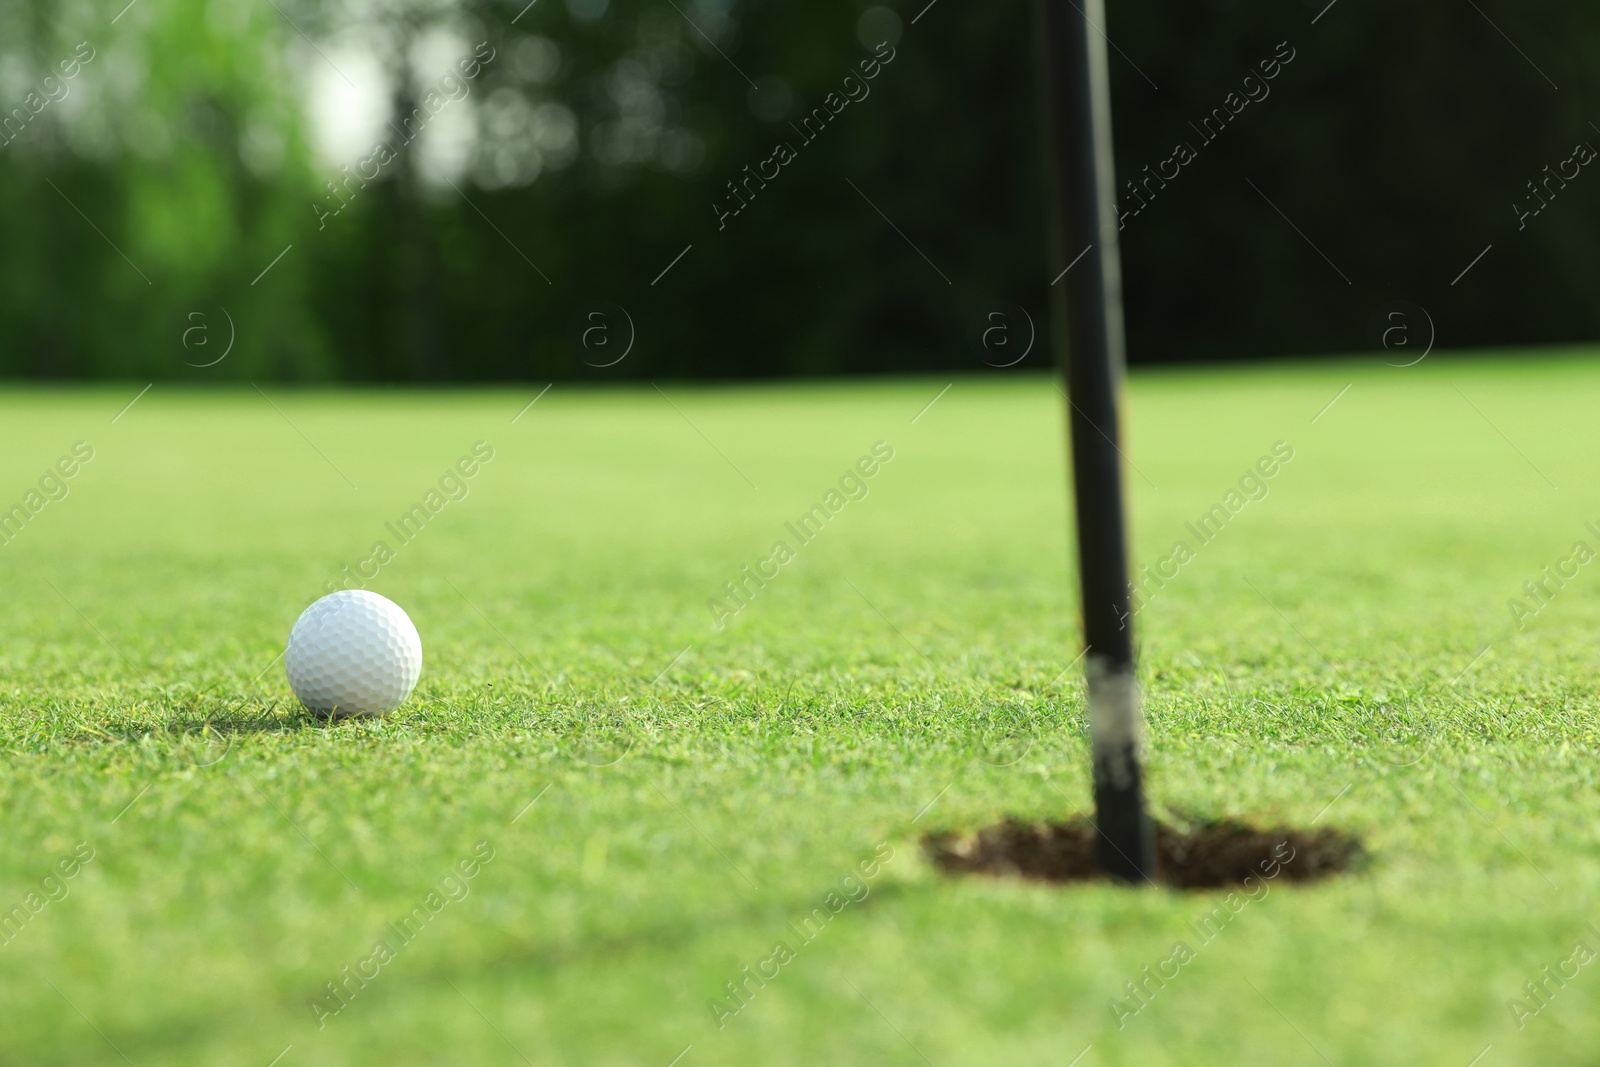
2,354,1598,1066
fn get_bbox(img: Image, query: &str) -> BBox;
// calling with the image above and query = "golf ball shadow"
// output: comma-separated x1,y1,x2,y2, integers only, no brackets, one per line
572,703,638,767
974,697,1038,767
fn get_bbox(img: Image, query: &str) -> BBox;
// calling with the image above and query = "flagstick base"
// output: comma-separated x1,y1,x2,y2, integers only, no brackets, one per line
1087,657,1155,883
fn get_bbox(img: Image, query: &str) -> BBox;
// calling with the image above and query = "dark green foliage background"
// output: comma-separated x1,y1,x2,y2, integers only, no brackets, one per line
0,0,1596,380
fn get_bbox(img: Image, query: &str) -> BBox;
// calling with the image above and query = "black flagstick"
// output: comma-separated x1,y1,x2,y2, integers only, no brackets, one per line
1039,0,1156,883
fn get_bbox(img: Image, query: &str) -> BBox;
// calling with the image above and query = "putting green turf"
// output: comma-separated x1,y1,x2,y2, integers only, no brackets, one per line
1,355,1598,1065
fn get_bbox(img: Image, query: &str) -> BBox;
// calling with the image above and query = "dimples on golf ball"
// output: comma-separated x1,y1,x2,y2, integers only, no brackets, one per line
284,591,422,715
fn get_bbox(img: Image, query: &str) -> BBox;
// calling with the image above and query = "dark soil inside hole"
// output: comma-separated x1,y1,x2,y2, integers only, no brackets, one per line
923,816,1363,889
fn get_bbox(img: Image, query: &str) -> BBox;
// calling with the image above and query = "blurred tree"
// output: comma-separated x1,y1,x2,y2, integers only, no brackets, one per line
0,0,1596,381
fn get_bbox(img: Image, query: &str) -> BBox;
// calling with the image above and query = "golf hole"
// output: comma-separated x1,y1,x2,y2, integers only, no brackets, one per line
923,816,1363,889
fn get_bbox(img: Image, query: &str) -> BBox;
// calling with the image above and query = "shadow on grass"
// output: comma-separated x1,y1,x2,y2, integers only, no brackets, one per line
64,694,336,765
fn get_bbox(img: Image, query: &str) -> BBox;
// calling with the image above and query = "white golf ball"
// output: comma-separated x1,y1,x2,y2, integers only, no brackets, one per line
284,590,422,716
